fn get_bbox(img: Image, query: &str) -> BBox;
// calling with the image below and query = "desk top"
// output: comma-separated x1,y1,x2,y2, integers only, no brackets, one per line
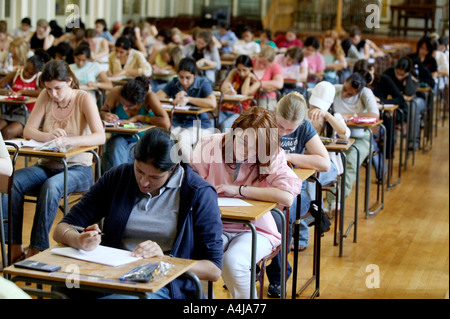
293,168,316,181
8,144,99,158
0,96,37,105
160,100,215,115
214,91,255,102
220,199,277,221
4,245,197,294
347,119,383,128
105,124,154,135
324,138,356,151
378,104,399,112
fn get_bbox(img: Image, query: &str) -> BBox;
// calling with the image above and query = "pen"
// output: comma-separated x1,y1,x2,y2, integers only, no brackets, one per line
105,103,112,113
70,225,105,235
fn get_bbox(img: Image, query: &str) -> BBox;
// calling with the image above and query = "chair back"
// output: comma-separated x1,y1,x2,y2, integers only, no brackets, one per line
0,142,19,194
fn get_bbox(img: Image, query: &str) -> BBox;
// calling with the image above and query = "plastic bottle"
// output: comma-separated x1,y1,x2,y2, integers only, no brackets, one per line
4,53,13,73
414,64,419,77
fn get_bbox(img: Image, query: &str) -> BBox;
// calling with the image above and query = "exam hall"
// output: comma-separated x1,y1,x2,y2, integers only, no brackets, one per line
0,0,449,300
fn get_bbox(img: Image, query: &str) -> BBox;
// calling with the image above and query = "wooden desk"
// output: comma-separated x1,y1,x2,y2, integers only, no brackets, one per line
160,99,217,142
105,124,154,140
389,4,440,36
0,96,38,123
8,145,101,214
4,245,201,299
220,199,283,299
347,120,386,218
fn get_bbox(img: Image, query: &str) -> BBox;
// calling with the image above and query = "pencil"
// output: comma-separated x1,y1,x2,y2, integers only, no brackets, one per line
70,225,105,235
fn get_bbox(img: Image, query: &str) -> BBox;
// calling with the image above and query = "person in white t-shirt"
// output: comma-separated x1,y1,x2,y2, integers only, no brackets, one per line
70,44,112,92
233,27,261,58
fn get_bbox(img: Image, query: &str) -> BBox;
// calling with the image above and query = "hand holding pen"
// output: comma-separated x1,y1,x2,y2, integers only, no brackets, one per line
103,104,119,122
4,83,17,97
70,224,104,251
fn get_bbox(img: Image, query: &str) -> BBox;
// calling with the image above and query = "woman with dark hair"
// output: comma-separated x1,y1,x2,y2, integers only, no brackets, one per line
254,29,277,50
100,76,170,172
156,57,217,143
381,56,426,150
303,36,326,87
2,60,105,263
53,127,223,299
219,54,261,131
182,30,221,83
407,36,437,88
70,44,112,92
107,36,152,78
328,70,379,204
0,53,50,139
192,106,302,299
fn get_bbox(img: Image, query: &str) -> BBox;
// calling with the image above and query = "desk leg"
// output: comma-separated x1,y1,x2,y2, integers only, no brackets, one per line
271,208,286,299
62,159,68,215
88,150,102,180
338,150,346,257
292,175,321,299
368,124,386,217
291,191,301,299
182,271,203,299
389,108,404,189
364,128,373,219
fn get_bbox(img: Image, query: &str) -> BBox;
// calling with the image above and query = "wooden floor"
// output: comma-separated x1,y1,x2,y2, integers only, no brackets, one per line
2,115,449,299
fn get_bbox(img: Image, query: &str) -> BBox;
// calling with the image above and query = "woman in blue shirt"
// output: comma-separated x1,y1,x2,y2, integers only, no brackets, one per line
156,58,217,148
100,77,170,172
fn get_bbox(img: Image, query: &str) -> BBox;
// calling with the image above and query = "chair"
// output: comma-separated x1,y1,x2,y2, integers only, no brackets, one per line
1,142,20,269
23,149,101,216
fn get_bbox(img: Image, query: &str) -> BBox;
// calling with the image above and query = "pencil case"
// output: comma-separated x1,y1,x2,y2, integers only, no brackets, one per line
119,262,173,283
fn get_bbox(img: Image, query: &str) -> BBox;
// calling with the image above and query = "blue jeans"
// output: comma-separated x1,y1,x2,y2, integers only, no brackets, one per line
100,287,171,299
409,96,426,148
219,111,239,132
101,135,137,173
2,164,93,251
266,183,311,285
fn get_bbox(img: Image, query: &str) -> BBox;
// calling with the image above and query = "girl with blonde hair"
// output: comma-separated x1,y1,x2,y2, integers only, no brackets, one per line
321,30,348,84
265,91,331,298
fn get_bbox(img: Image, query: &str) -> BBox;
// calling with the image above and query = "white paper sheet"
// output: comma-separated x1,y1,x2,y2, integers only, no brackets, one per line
51,245,142,267
161,103,190,111
218,197,254,207
5,139,45,148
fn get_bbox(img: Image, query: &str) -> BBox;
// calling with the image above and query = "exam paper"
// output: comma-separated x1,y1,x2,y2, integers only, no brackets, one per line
5,139,45,148
161,103,190,111
217,197,254,207
51,245,142,267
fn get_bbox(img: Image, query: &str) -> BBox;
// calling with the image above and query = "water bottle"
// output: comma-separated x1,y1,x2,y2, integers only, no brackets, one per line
414,64,419,77
4,53,13,73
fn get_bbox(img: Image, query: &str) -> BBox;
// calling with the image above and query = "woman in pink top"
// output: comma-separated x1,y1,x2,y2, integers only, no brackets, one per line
192,106,301,299
252,46,284,110
303,36,326,88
